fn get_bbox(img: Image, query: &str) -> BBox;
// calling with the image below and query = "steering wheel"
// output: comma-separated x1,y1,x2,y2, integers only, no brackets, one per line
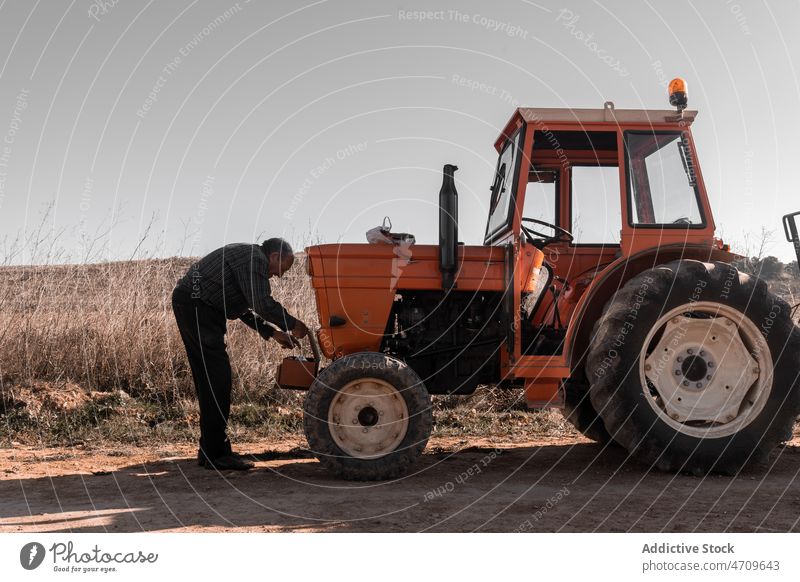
520,217,574,248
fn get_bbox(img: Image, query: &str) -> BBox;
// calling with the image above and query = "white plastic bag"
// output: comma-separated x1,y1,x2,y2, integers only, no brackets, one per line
366,216,415,246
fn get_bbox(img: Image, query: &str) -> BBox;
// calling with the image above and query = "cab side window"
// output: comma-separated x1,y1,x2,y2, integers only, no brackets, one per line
570,166,621,245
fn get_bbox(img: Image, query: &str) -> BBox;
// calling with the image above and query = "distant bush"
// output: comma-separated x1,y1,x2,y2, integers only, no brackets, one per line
736,255,796,280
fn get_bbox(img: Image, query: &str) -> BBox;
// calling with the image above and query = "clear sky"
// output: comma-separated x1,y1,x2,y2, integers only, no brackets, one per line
0,0,798,263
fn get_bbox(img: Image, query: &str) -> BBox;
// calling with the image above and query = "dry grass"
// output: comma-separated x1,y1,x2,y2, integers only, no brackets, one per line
0,256,316,397
0,255,561,446
0,256,323,445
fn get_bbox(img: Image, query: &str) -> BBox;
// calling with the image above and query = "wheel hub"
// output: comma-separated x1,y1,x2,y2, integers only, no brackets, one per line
357,406,379,427
679,354,709,384
328,378,409,459
644,311,764,426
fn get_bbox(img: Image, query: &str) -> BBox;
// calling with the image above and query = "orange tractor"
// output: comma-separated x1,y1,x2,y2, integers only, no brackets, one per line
280,79,800,480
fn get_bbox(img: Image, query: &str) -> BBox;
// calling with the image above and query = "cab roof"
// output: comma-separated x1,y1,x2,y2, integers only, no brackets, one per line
495,103,698,151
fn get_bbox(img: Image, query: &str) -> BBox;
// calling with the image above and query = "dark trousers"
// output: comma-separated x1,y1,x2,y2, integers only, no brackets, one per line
172,287,233,459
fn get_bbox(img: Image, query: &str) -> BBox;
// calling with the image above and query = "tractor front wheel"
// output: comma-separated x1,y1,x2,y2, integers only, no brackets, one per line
303,352,433,480
587,260,800,475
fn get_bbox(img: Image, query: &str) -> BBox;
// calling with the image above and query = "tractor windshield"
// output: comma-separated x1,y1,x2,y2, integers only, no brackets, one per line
624,131,704,227
485,129,523,242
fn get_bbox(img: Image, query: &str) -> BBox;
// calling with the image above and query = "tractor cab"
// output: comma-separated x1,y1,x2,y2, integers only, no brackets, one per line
476,92,726,406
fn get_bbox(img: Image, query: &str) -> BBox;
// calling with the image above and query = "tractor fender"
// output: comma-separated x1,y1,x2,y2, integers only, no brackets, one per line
563,243,737,379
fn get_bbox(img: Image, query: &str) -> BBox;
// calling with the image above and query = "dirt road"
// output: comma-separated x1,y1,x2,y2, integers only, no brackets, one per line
2,435,799,533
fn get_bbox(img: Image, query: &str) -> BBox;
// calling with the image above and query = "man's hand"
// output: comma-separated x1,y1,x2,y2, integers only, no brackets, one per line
272,330,298,349
291,320,309,339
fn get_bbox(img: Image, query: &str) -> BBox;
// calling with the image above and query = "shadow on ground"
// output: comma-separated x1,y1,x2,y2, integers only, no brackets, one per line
2,442,799,532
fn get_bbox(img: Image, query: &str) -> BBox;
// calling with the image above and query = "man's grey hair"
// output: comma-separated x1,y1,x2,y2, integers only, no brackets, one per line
261,237,293,260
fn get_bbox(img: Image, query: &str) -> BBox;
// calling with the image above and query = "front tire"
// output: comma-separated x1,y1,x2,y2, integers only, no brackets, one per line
303,352,433,480
587,260,800,475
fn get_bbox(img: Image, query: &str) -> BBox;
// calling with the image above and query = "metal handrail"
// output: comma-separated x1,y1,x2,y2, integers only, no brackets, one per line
783,211,800,267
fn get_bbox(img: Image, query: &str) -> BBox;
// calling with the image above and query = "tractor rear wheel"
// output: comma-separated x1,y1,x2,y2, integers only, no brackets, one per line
303,352,433,480
586,259,800,475
562,379,616,445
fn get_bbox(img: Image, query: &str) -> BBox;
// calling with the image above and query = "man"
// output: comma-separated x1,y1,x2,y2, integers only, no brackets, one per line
172,237,308,471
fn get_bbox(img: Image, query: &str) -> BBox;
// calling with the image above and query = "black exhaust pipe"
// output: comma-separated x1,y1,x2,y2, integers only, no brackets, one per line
439,164,459,290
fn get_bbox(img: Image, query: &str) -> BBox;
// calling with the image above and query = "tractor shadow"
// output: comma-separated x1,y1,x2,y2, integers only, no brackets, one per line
1,442,798,533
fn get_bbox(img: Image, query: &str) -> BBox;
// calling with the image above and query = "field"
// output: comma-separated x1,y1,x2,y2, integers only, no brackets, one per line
1,255,799,532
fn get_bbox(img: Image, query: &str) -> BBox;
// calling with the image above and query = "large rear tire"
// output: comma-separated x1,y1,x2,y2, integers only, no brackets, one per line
303,352,433,480
587,260,800,475
562,379,616,445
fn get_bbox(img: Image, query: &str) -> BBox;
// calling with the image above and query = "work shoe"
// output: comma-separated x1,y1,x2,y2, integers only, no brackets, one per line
199,451,254,471
196,447,234,466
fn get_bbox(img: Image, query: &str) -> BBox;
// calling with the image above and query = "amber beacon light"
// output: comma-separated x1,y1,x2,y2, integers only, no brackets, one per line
668,77,688,111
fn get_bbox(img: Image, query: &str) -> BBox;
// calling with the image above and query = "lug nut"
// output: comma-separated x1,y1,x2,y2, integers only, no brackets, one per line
708,362,714,368
677,356,683,363
362,428,368,433
645,364,652,371
687,348,694,355
683,380,689,386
